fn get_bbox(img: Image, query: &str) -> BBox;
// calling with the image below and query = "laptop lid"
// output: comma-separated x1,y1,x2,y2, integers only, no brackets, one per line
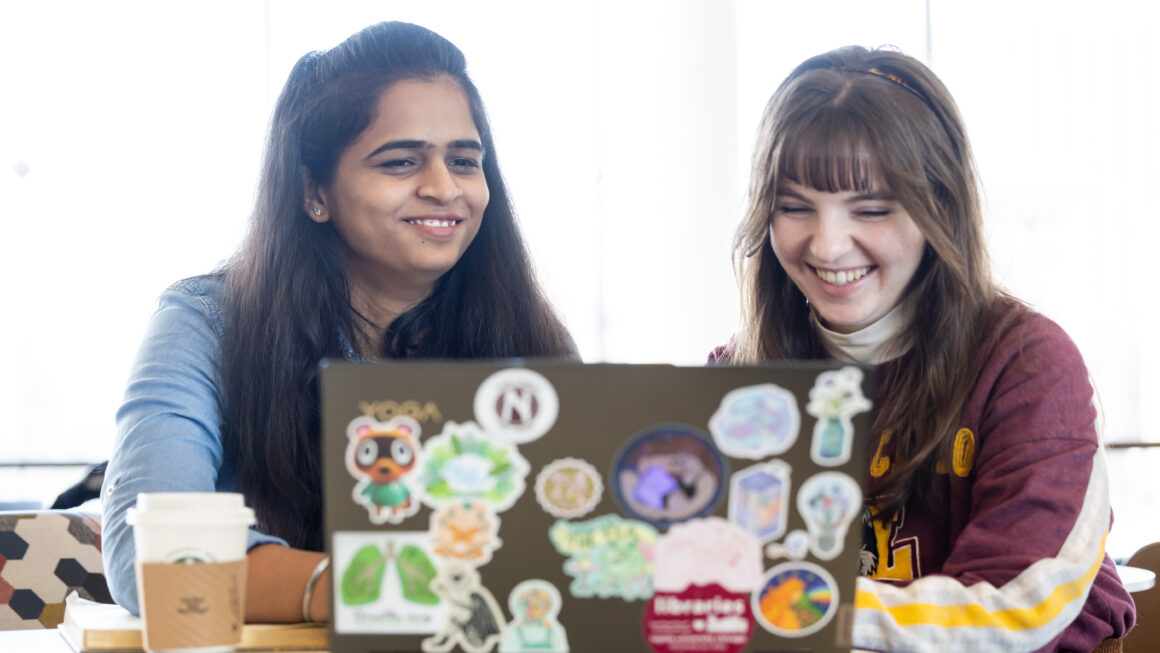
321,360,873,653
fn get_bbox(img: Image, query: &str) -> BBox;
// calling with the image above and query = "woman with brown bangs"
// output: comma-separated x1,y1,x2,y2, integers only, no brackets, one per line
713,46,1134,651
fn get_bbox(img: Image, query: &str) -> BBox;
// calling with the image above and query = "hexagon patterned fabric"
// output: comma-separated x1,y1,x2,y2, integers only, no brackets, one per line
0,511,112,630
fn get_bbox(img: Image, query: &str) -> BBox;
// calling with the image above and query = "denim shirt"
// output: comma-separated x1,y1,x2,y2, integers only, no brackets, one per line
100,275,363,615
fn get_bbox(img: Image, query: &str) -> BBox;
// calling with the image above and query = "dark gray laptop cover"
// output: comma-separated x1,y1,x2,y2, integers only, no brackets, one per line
321,360,872,653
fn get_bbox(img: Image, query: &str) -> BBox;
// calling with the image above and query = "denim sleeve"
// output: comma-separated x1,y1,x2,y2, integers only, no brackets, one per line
100,283,286,616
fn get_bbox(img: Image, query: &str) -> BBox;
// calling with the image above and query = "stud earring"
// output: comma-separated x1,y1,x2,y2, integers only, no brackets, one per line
312,206,323,217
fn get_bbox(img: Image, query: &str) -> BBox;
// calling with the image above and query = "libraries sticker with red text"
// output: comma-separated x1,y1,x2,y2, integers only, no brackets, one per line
643,583,753,653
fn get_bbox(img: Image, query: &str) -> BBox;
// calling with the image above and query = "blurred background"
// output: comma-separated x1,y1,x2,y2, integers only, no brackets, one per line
1,0,1157,559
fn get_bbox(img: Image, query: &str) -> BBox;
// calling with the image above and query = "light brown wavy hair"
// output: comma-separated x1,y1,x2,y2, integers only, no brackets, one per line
729,46,1007,519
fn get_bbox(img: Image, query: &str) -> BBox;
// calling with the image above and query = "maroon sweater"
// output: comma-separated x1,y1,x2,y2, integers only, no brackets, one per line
712,307,1136,652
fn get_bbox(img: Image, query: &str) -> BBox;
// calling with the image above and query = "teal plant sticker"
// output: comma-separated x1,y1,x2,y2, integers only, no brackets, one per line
418,420,531,512
549,514,657,601
806,367,871,466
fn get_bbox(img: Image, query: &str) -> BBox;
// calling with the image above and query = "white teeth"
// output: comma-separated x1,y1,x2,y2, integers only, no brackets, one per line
815,267,870,286
407,219,458,227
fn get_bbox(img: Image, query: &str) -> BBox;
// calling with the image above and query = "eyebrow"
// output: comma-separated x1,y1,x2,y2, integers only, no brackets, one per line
365,139,484,159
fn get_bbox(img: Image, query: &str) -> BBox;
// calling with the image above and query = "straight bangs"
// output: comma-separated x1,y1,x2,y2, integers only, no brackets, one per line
775,112,882,194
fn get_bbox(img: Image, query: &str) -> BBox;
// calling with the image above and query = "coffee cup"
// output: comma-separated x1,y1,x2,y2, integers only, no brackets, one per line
127,492,255,652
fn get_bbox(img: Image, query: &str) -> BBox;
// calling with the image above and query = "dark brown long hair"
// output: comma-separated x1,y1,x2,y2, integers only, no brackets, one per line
218,22,576,550
730,46,1003,519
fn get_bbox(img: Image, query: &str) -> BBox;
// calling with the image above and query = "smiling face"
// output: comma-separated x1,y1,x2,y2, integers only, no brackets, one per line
311,76,489,302
770,180,926,334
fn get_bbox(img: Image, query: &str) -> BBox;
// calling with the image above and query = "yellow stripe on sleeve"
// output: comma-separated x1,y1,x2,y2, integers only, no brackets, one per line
854,532,1107,631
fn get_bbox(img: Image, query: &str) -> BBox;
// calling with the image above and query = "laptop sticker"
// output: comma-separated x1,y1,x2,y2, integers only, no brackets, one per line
727,461,791,544
644,583,753,653
752,561,839,638
418,420,531,513
549,514,657,601
474,368,560,445
345,416,423,525
499,579,570,652
796,472,862,561
708,384,801,459
534,457,603,519
422,562,506,653
806,367,872,466
332,531,447,635
359,399,443,424
653,517,762,594
611,424,727,529
764,529,810,562
430,499,503,567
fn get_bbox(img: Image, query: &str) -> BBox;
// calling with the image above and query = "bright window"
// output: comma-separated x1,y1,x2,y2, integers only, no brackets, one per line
2,0,1157,556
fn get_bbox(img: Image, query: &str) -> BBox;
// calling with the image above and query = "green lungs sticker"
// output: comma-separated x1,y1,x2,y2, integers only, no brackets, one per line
341,542,439,606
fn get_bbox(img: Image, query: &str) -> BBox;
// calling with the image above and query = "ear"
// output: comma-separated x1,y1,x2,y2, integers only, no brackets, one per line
303,167,330,223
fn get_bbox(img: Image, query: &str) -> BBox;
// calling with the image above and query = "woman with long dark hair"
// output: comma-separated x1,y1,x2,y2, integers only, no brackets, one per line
103,21,575,622
715,46,1134,651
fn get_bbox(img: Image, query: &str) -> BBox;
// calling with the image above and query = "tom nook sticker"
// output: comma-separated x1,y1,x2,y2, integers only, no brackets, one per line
500,579,570,652
534,457,603,519
346,416,423,525
549,514,657,601
644,583,753,653
751,562,838,638
474,368,559,444
806,367,872,467
611,424,727,529
708,384,801,459
332,531,447,635
417,420,531,513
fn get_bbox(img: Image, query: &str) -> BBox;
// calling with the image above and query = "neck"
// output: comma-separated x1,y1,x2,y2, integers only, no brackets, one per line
345,265,438,356
814,300,913,365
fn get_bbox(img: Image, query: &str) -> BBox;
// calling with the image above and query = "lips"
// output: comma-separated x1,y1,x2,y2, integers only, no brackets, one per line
404,215,464,238
404,218,463,227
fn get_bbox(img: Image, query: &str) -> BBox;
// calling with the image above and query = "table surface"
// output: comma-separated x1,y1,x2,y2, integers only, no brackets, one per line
1117,563,1156,593
5,568,1153,653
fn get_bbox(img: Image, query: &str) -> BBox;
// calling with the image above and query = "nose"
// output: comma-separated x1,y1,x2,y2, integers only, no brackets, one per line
417,160,462,205
808,211,853,263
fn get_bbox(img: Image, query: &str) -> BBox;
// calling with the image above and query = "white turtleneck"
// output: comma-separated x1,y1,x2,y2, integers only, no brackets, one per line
814,301,913,365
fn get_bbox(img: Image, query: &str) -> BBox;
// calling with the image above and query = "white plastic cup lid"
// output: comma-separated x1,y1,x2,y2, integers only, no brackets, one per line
127,492,256,526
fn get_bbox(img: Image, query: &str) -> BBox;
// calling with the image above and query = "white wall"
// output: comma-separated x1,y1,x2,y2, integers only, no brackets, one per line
2,3,1159,554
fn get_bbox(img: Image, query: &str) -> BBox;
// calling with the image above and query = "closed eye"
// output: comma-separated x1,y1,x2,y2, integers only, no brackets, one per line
448,156,482,172
379,158,417,171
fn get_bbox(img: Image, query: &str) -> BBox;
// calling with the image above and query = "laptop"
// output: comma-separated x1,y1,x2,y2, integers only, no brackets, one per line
320,360,873,653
